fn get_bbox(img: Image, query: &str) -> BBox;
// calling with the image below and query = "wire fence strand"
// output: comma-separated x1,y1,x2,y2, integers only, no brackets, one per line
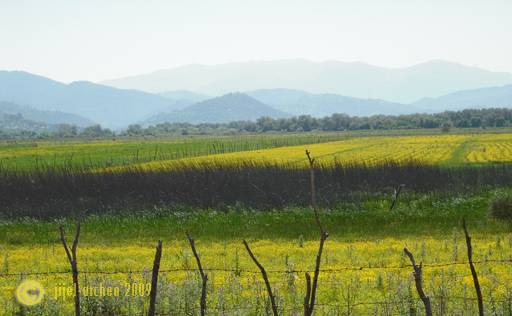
1,258,510,278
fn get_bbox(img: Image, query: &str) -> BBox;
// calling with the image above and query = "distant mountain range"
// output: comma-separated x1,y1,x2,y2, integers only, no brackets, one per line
0,112,56,133
159,90,210,103
146,93,289,124
0,101,93,127
146,85,512,125
247,89,411,117
413,84,512,112
1,61,512,130
101,59,512,103
0,71,182,128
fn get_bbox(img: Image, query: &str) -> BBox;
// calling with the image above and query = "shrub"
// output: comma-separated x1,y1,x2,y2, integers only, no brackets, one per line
441,122,452,133
489,193,512,220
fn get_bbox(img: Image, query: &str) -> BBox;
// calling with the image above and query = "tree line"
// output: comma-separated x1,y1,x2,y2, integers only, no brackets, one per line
1,108,512,139
125,108,512,136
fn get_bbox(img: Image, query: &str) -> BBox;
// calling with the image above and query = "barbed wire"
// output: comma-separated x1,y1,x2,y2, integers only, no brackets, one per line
2,296,509,314
146,296,512,312
70,300,462,315
0,258,510,278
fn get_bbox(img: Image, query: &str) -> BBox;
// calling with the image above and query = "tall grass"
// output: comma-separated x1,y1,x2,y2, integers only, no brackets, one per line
2,161,512,218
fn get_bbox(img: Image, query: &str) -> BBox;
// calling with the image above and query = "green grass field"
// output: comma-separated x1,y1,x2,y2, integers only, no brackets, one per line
2,130,512,315
1,190,512,314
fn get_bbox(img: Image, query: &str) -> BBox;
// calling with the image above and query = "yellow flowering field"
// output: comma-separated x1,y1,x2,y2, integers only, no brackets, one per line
1,233,511,315
0,133,351,172
465,134,512,163
1,191,512,315
128,133,512,171
4,131,512,173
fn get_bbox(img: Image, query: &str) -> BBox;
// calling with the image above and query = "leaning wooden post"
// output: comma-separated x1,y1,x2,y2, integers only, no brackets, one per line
59,221,81,316
303,272,311,316
389,184,405,211
148,240,162,316
304,150,329,316
463,219,484,316
305,149,316,208
404,247,432,316
187,233,208,316
243,240,279,316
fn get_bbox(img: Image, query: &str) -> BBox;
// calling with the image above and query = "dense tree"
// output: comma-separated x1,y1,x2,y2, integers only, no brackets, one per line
80,124,113,138
2,108,512,140
117,108,512,136
56,124,77,137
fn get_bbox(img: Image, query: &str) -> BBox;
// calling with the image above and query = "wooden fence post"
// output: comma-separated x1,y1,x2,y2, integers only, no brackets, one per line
59,221,81,316
304,150,329,316
303,273,312,316
148,240,162,316
463,219,484,316
243,240,279,316
187,233,208,316
404,247,432,316
389,184,405,211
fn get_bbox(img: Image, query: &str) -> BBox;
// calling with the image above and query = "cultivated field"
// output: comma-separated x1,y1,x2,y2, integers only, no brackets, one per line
2,129,512,173
0,133,349,172
134,133,512,171
2,130,512,315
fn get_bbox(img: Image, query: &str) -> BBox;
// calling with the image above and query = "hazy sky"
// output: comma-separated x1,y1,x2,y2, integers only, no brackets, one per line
1,0,511,83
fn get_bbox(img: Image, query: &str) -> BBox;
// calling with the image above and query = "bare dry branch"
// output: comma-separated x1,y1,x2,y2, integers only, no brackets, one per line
404,247,432,316
463,219,484,316
243,240,279,316
59,226,73,265
304,150,329,316
304,273,311,316
148,240,162,316
187,232,208,316
59,221,81,316
306,231,328,316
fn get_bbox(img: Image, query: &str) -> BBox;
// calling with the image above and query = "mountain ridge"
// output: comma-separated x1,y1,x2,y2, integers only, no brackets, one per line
0,101,94,127
101,59,512,103
0,71,184,128
247,89,412,117
0,112,56,134
413,84,512,112
145,92,289,124
3,68,512,129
